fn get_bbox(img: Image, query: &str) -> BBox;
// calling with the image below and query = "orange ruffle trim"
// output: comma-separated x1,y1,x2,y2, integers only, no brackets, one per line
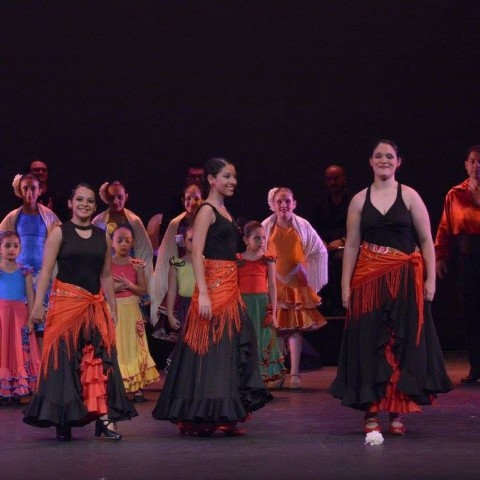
80,344,108,415
369,334,421,414
276,285,326,331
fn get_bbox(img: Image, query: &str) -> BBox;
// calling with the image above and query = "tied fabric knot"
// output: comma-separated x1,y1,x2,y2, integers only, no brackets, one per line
41,279,115,376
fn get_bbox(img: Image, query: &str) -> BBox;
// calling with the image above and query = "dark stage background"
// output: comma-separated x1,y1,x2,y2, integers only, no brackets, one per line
1,2,479,350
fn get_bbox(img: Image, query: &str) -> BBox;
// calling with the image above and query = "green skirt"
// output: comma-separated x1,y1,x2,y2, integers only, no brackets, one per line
242,293,286,382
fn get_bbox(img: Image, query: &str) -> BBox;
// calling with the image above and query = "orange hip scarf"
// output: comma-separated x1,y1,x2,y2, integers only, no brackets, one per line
350,242,425,346
351,243,425,413
41,279,116,415
183,259,244,355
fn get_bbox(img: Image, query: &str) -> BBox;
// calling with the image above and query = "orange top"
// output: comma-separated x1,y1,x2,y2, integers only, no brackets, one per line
269,225,305,275
237,256,270,294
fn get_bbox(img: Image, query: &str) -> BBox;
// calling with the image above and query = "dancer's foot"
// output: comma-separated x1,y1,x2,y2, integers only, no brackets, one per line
56,426,72,441
133,390,146,403
364,415,381,434
289,374,301,390
389,414,406,435
95,419,122,441
461,369,480,384
218,424,247,436
266,376,285,390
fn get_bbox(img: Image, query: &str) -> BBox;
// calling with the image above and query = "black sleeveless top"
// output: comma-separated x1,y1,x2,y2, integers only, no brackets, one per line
56,221,107,294
360,183,417,254
198,203,239,261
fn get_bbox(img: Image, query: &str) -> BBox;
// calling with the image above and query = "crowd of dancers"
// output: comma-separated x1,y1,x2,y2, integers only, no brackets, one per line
2,140,480,440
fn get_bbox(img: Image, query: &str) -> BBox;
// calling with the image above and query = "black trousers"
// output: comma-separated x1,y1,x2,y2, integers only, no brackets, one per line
458,252,480,370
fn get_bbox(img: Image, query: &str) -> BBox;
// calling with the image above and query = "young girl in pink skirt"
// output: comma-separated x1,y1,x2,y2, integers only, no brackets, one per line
0,231,40,405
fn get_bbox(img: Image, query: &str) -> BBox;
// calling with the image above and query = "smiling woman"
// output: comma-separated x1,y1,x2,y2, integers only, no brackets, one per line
153,157,272,437
329,139,453,436
23,183,137,441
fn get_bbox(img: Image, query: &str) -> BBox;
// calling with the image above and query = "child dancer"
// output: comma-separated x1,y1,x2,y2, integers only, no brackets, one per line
0,231,40,405
164,226,195,370
262,187,328,389
111,224,159,402
237,221,286,385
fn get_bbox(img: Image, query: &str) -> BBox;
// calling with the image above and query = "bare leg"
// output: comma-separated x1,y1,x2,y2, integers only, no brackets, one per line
288,332,303,389
288,332,303,376
276,334,286,358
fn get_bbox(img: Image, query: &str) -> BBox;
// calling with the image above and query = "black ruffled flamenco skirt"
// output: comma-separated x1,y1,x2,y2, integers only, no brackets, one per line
23,328,137,429
152,307,272,426
329,293,454,411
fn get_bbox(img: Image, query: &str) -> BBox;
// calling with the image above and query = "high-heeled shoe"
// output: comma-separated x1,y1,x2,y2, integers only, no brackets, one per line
95,419,122,441
265,376,285,390
217,424,247,436
289,374,301,390
56,426,72,441
364,416,381,434
389,415,406,435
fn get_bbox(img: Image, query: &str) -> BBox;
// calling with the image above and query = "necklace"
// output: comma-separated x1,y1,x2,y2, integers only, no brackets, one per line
71,222,93,230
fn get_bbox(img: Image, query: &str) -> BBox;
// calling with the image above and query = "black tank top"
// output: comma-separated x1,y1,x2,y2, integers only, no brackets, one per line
56,221,107,294
197,203,239,260
360,183,417,254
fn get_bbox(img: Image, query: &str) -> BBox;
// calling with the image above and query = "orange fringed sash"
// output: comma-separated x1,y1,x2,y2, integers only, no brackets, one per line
350,242,425,346
41,279,116,376
183,259,244,355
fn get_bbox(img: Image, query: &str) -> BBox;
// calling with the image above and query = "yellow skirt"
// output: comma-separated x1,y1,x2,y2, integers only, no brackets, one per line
115,296,159,393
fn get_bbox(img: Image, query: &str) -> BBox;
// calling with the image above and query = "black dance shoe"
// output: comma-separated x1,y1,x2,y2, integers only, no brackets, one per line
460,370,480,383
95,419,122,441
56,426,72,441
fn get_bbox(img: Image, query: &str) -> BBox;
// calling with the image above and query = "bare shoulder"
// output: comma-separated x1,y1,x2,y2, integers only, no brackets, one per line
48,224,63,242
349,188,368,211
194,202,215,225
400,184,424,208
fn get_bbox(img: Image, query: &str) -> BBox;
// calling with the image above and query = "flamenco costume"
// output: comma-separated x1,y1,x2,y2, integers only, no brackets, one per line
152,203,272,435
237,254,286,382
268,225,326,331
112,260,159,393
329,184,453,413
0,266,40,400
23,222,137,430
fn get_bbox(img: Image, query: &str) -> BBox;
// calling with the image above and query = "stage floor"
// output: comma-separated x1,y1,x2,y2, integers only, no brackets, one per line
2,352,480,480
